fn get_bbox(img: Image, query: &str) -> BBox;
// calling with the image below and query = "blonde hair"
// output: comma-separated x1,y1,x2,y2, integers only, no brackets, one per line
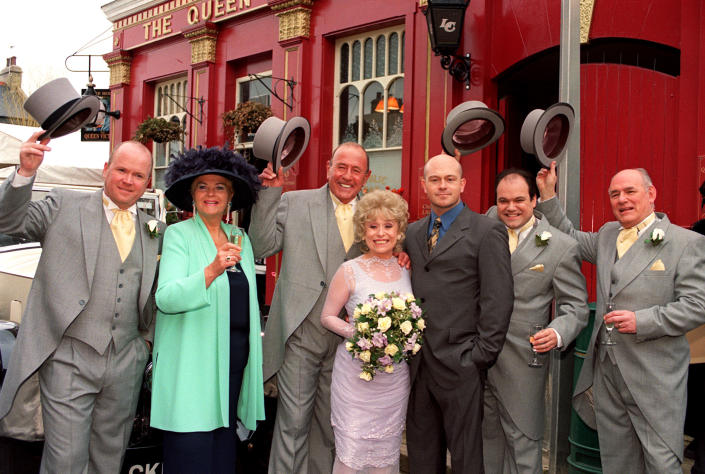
353,190,409,253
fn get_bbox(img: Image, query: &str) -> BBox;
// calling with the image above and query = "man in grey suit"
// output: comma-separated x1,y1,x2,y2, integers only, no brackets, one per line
0,132,163,473
249,142,370,474
482,169,589,474
405,153,514,473
536,162,705,473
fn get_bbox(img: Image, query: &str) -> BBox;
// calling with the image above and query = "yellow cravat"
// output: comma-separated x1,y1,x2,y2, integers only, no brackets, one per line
508,216,535,254
111,209,135,262
335,202,354,252
616,213,655,259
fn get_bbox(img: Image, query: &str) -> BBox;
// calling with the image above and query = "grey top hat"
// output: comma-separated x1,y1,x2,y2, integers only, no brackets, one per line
442,100,505,156
520,102,575,167
253,116,310,172
24,78,100,140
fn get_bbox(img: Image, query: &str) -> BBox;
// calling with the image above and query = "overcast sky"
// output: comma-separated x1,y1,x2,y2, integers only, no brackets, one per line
1,1,113,94
1,1,114,167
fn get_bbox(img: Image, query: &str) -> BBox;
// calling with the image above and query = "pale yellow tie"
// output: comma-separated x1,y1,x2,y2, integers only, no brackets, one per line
508,216,535,254
111,209,135,262
616,213,655,259
335,203,354,252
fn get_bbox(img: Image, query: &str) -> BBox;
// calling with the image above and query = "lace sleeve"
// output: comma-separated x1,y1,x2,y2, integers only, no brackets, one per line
320,263,355,338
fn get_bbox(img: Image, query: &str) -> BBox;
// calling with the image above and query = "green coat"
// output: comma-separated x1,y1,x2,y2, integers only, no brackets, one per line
150,216,265,432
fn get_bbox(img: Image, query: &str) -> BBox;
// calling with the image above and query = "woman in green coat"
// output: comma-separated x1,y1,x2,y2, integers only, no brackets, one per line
151,146,265,473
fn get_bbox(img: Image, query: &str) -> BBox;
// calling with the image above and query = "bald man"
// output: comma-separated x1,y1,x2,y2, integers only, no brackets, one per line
537,162,705,473
405,154,514,473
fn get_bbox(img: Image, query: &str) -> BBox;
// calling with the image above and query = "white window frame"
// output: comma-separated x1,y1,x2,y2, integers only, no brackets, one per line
333,26,405,152
234,70,272,148
152,76,188,189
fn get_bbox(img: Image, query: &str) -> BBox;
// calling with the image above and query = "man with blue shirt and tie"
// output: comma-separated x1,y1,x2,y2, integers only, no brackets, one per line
405,153,514,473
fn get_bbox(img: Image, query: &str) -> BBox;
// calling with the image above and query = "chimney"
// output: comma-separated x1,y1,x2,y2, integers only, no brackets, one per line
0,57,22,90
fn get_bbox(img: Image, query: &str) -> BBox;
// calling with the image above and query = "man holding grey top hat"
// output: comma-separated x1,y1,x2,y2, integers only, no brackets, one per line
0,78,164,473
249,136,370,473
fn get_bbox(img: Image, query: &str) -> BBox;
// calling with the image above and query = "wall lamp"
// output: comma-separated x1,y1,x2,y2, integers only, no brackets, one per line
423,0,473,90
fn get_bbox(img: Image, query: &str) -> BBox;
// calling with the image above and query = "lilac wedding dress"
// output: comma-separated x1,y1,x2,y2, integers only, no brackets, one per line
321,255,412,474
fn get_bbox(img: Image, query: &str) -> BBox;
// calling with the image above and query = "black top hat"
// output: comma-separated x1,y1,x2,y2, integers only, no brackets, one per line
165,146,262,212
23,78,100,140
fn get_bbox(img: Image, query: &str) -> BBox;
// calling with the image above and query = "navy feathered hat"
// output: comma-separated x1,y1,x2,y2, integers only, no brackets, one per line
164,145,262,211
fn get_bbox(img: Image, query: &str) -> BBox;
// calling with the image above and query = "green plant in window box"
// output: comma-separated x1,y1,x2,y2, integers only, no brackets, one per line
134,117,184,144
222,101,272,142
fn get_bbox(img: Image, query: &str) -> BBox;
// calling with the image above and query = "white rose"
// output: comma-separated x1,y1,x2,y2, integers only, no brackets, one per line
400,320,413,335
359,372,372,381
384,344,399,356
360,303,372,315
405,293,416,303
653,228,665,240
416,318,426,331
540,231,552,241
412,343,422,354
147,219,159,232
353,308,361,319
377,316,392,333
345,341,354,352
392,298,406,311
357,322,369,332
359,350,371,363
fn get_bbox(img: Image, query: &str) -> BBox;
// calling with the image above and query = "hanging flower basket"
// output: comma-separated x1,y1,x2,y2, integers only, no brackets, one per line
134,117,184,144
222,101,272,142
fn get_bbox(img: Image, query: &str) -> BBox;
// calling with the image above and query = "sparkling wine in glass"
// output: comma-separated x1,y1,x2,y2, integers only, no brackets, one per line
603,300,617,346
528,324,544,368
227,226,244,273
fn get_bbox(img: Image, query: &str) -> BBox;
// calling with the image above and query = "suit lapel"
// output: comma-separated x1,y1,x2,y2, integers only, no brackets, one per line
427,208,470,264
80,190,104,291
611,215,670,297
310,185,334,269
414,215,431,261
511,217,545,275
137,210,159,313
596,224,619,300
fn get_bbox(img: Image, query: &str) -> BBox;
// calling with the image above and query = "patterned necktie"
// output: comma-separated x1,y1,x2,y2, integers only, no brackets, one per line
111,209,135,262
335,203,354,252
427,217,442,253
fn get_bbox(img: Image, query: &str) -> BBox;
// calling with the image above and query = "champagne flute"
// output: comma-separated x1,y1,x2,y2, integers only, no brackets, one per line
603,300,617,346
227,226,244,273
528,324,544,368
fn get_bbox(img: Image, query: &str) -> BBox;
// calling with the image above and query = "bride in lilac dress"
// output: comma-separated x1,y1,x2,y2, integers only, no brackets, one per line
321,190,411,474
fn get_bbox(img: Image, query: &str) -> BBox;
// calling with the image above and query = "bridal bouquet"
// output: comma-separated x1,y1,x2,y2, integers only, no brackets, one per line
345,291,425,381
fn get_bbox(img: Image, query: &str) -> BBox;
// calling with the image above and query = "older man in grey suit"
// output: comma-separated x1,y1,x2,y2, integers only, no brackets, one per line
536,162,705,473
249,142,370,474
483,169,589,474
0,132,163,473
405,154,514,473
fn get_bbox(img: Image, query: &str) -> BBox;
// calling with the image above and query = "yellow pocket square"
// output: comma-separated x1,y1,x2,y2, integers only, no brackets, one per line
529,264,544,272
649,259,665,271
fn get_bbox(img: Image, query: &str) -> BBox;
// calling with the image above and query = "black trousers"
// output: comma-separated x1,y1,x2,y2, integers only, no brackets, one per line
406,364,485,474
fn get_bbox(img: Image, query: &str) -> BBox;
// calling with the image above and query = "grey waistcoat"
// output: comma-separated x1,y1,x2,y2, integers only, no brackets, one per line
65,214,143,354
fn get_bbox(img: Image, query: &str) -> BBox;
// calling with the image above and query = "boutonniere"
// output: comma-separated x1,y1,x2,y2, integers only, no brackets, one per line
645,228,664,246
145,220,161,239
535,231,552,247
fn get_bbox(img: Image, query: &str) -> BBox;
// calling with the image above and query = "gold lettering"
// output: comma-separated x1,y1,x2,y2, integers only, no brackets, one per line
152,18,162,38
163,14,172,34
201,0,212,21
226,0,237,13
187,5,198,24
240,0,250,7
214,0,225,17
144,23,150,40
